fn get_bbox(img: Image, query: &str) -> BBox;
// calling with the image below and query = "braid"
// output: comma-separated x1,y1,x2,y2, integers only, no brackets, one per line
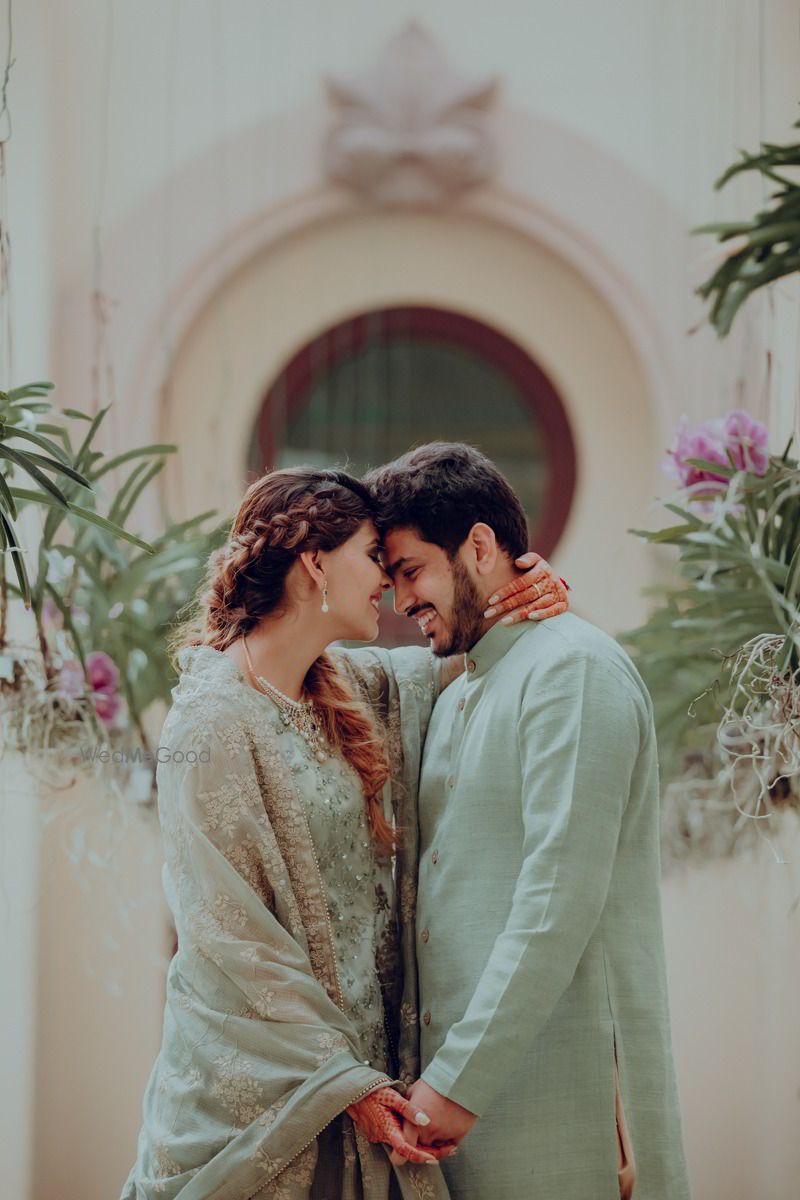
306,654,395,851
172,466,395,851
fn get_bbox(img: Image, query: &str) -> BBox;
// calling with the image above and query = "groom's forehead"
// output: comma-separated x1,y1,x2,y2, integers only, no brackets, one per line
383,528,443,574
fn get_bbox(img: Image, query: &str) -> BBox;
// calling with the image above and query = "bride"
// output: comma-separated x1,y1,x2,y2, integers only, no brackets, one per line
121,466,566,1199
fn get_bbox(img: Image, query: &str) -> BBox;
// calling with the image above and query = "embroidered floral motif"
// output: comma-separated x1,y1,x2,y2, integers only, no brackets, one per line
239,987,276,1020
186,890,247,944
400,1001,419,1028
151,1143,182,1185
211,1049,267,1126
196,772,264,839
313,1029,349,1064
407,1166,439,1199
217,716,250,757
262,1141,318,1199
226,834,274,905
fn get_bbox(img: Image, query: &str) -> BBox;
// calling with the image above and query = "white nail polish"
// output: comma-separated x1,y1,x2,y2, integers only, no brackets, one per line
415,1110,431,1125
500,615,513,625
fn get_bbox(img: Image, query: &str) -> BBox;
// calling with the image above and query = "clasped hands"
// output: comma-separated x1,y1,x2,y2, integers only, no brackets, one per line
348,1080,476,1168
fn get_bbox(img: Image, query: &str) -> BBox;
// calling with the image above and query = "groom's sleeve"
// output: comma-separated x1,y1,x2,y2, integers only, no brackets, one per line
419,652,645,1116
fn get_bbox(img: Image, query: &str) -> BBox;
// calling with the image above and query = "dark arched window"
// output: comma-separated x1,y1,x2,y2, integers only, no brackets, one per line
249,306,577,644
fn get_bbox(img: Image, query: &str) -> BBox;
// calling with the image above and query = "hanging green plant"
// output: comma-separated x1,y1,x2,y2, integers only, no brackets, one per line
694,117,800,336
623,408,800,864
0,383,224,790
0,382,152,608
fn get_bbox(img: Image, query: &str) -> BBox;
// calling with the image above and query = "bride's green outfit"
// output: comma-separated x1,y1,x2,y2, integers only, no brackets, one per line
121,643,450,1200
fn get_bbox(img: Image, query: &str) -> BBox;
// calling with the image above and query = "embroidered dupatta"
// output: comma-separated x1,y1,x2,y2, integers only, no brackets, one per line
121,645,450,1200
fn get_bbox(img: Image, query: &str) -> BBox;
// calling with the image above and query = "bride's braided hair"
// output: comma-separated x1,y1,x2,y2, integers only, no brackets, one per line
178,467,394,851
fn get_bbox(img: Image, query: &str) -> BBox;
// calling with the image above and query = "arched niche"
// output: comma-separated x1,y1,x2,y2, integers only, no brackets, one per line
162,207,654,632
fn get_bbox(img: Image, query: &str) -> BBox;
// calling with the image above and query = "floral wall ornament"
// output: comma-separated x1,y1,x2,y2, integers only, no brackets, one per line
322,22,499,208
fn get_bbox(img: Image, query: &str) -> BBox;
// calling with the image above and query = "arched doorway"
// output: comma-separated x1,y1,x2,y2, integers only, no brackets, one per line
248,306,577,646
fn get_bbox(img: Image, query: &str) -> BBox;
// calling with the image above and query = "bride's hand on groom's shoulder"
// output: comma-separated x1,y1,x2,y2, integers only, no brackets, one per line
388,1079,476,1168
484,551,571,625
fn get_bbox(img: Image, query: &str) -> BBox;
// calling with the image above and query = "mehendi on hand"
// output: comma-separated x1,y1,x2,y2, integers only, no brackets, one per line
484,551,570,625
347,1086,440,1165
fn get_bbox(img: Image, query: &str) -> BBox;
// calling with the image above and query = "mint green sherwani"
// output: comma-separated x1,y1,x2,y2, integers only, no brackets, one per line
417,613,690,1199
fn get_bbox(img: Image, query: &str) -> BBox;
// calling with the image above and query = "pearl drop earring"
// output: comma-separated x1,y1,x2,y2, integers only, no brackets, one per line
321,583,329,613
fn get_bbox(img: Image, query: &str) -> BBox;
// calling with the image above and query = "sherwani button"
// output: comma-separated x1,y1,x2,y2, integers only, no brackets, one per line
421,928,430,943
447,775,455,788
467,660,476,673
431,850,439,864
458,698,465,711
422,1010,432,1025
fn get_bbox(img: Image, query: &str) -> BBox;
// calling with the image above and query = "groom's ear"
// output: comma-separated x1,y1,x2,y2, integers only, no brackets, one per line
468,523,499,576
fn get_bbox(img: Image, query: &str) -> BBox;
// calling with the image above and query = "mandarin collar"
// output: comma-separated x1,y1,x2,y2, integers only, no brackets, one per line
463,618,532,679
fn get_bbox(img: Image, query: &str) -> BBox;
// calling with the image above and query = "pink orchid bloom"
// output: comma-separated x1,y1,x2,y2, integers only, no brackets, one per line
663,415,730,492
85,650,124,724
664,409,770,493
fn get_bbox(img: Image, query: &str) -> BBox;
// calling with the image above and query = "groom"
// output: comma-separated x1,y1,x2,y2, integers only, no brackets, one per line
365,444,690,1200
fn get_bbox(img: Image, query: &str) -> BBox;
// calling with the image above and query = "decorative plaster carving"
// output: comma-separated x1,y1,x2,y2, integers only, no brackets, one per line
323,22,499,208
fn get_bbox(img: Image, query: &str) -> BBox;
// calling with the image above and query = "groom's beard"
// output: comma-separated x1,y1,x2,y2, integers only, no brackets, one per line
433,558,485,657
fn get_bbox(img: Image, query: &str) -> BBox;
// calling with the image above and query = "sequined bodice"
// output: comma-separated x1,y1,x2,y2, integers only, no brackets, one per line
263,699,394,1071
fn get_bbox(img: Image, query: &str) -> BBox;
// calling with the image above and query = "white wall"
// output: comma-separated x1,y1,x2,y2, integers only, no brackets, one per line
43,0,797,441
0,1,53,1196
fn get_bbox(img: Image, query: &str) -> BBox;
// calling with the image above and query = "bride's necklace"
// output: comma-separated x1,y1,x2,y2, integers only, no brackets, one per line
242,637,328,763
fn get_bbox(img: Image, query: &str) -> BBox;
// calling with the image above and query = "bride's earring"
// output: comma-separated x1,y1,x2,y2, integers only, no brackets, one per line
321,582,329,613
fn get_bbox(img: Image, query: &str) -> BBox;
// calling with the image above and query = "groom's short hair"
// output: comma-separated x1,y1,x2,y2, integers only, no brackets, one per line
364,442,529,560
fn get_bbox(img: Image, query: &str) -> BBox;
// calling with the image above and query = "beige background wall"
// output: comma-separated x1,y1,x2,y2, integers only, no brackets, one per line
2,3,799,1199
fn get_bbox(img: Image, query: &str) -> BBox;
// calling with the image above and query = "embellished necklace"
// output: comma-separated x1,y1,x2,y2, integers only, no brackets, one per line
242,637,328,763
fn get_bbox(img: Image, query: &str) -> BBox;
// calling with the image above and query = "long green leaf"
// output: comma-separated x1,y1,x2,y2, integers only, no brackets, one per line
91,444,176,480
66,504,154,554
683,457,736,480
62,408,94,422
0,470,17,520
110,460,163,528
74,406,110,472
1,444,70,508
5,381,54,402
6,447,93,490
628,523,699,543
5,425,74,467
9,487,155,554
0,510,31,605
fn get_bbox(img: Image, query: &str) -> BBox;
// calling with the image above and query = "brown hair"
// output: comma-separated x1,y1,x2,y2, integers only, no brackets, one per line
364,441,529,559
174,467,395,851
